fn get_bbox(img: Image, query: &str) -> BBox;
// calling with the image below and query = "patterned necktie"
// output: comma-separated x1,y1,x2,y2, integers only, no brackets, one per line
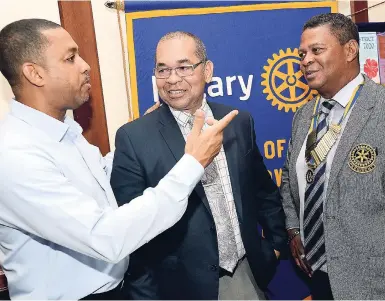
187,118,238,272
304,99,336,271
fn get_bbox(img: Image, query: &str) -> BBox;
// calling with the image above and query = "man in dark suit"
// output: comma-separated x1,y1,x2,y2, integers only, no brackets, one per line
281,13,385,300
111,31,287,300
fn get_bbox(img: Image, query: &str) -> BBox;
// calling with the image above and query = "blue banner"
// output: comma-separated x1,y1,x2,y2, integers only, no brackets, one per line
125,1,337,299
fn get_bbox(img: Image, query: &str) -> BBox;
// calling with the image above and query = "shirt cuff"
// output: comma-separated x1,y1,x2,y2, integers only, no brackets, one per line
171,154,204,191
286,226,300,231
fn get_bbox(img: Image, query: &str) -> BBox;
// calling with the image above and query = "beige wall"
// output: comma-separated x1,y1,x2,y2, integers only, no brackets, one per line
368,0,385,22
0,0,61,120
338,0,352,16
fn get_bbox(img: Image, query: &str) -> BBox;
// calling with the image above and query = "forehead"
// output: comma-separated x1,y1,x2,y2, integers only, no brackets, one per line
156,36,198,64
42,27,78,54
300,24,339,48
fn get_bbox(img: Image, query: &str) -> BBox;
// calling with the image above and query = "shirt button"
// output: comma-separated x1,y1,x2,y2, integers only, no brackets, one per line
210,264,218,271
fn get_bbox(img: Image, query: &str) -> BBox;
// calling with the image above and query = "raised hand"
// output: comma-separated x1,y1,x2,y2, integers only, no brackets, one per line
185,109,238,167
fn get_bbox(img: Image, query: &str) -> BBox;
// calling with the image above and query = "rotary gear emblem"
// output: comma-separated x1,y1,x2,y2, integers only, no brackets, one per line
348,144,376,173
261,48,317,112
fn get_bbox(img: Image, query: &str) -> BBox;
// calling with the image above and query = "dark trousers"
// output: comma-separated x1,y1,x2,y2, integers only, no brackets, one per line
310,270,334,300
81,282,123,300
0,290,10,300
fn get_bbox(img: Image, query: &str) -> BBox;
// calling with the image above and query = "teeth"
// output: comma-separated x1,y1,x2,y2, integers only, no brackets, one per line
169,90,184,94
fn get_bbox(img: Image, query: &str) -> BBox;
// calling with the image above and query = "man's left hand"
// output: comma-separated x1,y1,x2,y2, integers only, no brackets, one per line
274,249,280,259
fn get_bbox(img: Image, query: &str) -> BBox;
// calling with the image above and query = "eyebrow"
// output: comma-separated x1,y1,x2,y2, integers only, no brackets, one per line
67,47,79,55
177,59,191,64
156,58,192,67
299,43,326,51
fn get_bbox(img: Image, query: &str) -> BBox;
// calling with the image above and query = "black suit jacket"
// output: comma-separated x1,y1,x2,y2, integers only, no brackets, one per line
111,102,287,299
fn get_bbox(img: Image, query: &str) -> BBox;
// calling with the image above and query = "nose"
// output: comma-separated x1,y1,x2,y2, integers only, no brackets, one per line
79,55,91,74
301,52,314,67
166,69,182,84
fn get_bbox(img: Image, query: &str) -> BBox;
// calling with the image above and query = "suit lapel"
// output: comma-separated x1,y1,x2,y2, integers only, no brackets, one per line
325,78,377,200
158,105,185,162
290,101,314,206
158,105,212,215
209,102,243,221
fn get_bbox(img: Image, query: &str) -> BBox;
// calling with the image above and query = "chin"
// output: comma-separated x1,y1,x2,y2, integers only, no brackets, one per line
73,98,89,109
306,79,323,91
163,99,188,110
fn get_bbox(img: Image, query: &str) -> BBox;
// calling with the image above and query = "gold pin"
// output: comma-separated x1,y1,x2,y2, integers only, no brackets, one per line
348,143,376,173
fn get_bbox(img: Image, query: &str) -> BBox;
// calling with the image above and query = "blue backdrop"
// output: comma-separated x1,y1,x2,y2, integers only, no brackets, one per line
125,1,336,299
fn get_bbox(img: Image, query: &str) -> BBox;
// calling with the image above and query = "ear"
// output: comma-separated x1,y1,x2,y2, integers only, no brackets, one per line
21,62,45,87
203,60,214,83
345,39,359,63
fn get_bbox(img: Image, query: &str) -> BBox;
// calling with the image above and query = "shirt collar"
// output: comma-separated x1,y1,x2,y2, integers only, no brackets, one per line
326,73,364,108
169,94,212,128
9,99,82,142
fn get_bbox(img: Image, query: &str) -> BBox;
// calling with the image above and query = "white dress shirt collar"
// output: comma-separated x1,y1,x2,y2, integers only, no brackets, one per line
169,94,210,128
329,73,364,108
10,99,82,142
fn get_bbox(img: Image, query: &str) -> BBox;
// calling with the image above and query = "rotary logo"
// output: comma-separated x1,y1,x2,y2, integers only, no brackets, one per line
348,143,376,173
261,48,317,112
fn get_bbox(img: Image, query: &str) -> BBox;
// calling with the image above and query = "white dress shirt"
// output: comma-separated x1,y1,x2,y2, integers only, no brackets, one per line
169,97,246,265
0,100,204,299
296,73,364,271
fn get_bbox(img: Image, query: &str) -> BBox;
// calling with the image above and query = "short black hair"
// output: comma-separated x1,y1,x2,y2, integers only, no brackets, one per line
303,13,359,45
0,18,61,89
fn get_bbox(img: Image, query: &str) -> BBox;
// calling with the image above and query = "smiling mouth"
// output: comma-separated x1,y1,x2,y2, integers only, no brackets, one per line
167,89,186,97
305,70,318,76
305,70,320,80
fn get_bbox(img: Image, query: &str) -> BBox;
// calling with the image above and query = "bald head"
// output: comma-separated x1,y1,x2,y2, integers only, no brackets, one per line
156,31,207,63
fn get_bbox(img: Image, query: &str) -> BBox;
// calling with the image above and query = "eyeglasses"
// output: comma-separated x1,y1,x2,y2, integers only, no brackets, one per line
154,61,205,79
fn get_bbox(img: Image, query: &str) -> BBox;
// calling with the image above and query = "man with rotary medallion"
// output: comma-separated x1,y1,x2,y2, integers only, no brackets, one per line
281,13,385,300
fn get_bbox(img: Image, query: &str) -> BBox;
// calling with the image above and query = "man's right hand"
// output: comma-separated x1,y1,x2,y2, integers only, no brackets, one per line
288,229,312,277
185,109,238,168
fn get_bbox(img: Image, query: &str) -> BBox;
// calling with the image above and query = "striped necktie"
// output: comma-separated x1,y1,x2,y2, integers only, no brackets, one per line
304,99,336,271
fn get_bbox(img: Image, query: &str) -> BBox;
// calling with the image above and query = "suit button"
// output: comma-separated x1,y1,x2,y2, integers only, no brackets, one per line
210,225,216,231
210,264,218,271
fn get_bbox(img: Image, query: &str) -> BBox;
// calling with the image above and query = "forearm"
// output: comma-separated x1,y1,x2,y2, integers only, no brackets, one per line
1,154,203,263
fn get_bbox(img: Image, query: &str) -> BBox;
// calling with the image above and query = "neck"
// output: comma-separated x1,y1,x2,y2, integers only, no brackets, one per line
318,69,360,99
17,92,67,122
186,105,200,115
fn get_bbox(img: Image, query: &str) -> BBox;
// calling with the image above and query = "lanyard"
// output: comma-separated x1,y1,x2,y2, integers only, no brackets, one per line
308,83,364,135
305,83,364,170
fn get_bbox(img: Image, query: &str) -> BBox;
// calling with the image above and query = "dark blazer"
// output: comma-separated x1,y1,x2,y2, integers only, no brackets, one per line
111,102,287,300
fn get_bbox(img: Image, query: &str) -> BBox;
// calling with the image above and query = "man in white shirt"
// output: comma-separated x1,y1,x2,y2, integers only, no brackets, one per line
0,19,237,300
281,13,385,299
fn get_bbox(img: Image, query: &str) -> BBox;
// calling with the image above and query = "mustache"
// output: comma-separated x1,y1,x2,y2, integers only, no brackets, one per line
303,69,318,74
83,74,91,84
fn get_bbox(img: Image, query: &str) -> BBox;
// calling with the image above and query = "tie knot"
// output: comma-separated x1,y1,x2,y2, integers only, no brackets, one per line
186,116,194,130
320,99,336,115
